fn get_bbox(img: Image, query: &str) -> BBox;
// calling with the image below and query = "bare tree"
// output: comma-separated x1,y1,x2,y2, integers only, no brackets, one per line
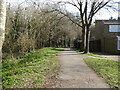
51,0,117,53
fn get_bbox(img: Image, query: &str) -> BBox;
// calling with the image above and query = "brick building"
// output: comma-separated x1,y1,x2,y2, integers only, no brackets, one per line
90,20,120,54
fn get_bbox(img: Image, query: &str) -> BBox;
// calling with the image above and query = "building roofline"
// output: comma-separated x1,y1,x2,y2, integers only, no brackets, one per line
95,19,120,24
95,19,119,21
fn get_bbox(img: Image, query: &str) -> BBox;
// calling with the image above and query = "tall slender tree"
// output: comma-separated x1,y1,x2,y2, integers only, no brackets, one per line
0,0,6,88
0,0,6,59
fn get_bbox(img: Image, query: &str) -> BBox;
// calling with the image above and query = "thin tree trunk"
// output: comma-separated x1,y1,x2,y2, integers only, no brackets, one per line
0,0,6,55
0,0,6,89
85,26,90,53
49,37,51,47
81,27,86,51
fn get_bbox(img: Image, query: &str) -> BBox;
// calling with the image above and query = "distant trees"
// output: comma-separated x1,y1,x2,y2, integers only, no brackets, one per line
118,17,120,20
109,17,116,20
2,3,80,58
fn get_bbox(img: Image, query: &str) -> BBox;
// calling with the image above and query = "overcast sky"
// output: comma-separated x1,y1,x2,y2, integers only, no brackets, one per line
7,0,119,20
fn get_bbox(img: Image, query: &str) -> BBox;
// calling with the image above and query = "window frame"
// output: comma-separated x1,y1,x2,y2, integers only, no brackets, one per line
117,36,120,50
109,25,120,32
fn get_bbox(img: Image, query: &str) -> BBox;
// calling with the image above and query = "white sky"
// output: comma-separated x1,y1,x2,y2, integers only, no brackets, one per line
7,0,119,20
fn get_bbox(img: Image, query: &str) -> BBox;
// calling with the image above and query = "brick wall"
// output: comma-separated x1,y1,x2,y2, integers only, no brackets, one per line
90,20,120,54
94,21,104,40
104,37,120,54
104,25,120,38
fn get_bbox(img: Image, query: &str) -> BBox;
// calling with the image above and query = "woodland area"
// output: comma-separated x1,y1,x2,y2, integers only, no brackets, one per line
1,0,118,57
2,2,81,58
1,1,82,88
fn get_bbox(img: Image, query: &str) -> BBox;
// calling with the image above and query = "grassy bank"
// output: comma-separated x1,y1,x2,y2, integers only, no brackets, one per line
2,48,64,88
84,57,119,89
74,48,102,57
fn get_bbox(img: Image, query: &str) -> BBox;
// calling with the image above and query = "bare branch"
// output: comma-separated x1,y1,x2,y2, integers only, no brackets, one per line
88,2,96,20
55,9,82,28
94,1,110,14
58,1,80,11
84,1,88,25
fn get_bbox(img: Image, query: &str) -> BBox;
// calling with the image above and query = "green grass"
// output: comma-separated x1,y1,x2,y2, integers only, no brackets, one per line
74,48,102,57
2,47,64,88
84,57,119,89
86,53,102,57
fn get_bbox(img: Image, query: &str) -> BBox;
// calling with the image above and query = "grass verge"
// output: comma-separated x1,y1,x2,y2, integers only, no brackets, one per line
84,57,119,89
74,48,102,57
2,47,64,88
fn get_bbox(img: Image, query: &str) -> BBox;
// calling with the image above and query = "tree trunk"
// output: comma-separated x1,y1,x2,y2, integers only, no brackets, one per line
0,0,6,89
0,0,6,58
84,26,90,53
48,36,51,47
81,26,86,51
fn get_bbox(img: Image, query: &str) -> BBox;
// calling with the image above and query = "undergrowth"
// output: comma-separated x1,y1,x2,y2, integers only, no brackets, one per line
2,47,64,88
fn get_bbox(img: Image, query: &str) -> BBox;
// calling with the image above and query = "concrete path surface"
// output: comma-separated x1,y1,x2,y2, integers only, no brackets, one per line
91,52,119,61
57,48,110,88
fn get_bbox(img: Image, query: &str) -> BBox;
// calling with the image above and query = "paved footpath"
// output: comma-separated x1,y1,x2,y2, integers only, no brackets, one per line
57,48,110,88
